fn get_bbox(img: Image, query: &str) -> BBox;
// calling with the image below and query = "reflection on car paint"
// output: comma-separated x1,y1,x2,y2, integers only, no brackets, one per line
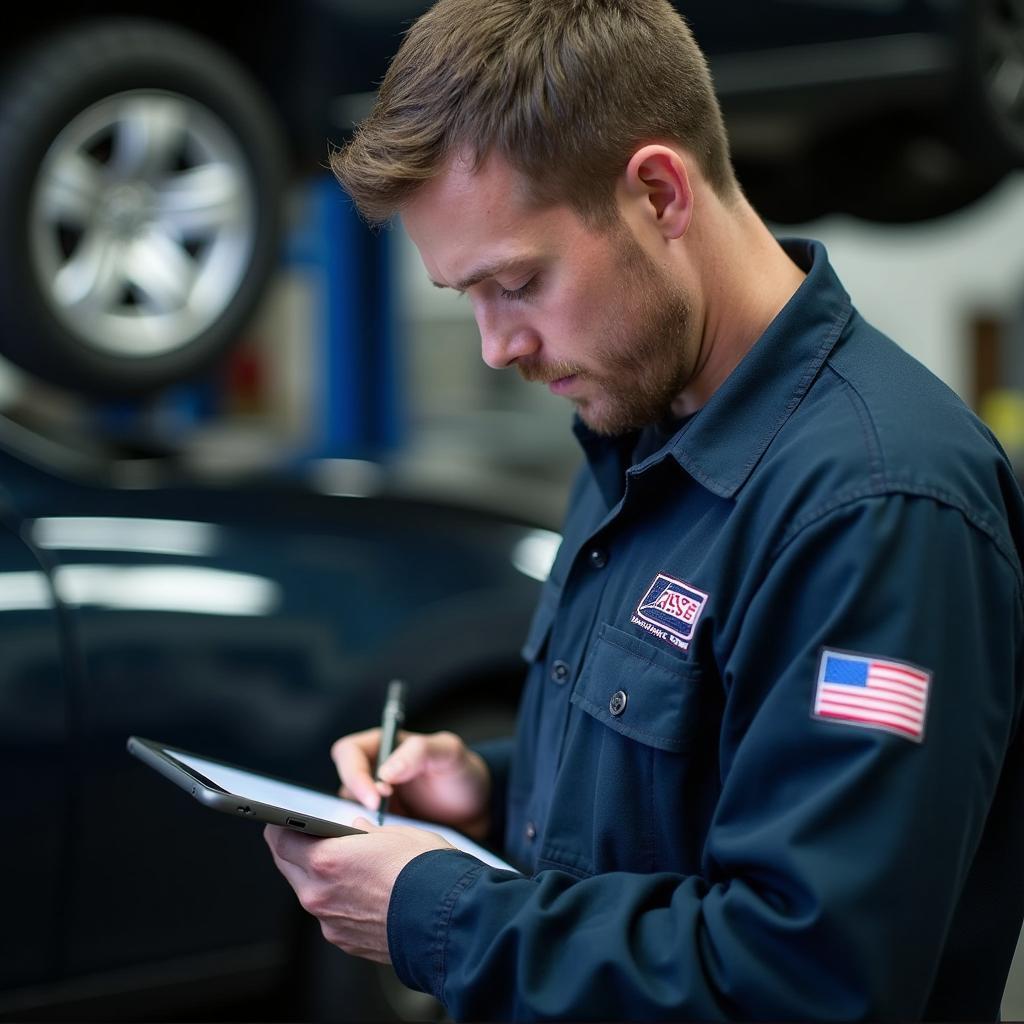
511,530,562,583
31,516,220,556
0,565,279,616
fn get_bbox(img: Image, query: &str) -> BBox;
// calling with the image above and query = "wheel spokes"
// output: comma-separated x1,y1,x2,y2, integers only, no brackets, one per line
109,95,189,180
36,150,104,225
124,228,197,314
157,162,246,234
52,230,127,312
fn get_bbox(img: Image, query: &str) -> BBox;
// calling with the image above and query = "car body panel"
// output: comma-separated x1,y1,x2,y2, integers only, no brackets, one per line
0,426,545,1017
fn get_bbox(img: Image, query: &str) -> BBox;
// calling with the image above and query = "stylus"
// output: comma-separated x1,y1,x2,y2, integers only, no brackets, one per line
376,679,407,825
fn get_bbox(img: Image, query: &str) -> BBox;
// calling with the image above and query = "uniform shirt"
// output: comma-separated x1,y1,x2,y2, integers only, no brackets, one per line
387,239,1024,1021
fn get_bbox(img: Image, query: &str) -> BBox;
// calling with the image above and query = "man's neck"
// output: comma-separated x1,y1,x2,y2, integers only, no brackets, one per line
672,199,807,417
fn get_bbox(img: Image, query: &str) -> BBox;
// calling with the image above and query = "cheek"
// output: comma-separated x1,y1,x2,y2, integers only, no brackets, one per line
553,275,620,348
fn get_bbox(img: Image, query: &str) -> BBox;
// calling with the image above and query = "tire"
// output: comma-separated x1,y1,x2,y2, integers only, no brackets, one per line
0,19,287,398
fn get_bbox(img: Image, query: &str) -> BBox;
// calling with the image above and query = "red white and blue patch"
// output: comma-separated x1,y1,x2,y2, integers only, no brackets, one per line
632,573,708,651
813,648,932,743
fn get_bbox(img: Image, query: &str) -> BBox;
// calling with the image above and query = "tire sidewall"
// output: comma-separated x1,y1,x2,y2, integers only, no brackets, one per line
0,18,287,397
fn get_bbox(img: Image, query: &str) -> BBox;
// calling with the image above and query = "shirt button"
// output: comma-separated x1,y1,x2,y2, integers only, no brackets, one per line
525,821,537,841
609,690,628,716
550,660,570,684
588,547,608,569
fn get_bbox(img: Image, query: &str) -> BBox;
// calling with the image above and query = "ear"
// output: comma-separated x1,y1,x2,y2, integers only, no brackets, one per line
622,145,694,240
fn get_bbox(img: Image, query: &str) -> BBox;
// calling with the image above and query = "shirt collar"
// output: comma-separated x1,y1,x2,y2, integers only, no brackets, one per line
575,238,853,502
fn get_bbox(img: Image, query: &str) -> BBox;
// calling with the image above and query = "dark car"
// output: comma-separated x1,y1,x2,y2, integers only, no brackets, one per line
0,417,555,1021
0,0,1019,400
694,0,1023,224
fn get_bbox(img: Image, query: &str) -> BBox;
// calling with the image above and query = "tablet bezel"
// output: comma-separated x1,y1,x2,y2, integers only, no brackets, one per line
127,735,366,838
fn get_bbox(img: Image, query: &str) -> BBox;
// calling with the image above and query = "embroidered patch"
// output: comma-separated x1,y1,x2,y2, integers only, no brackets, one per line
632,573,709,651
813,648,932,743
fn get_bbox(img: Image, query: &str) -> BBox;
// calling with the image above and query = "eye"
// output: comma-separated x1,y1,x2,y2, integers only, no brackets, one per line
499,276,537,302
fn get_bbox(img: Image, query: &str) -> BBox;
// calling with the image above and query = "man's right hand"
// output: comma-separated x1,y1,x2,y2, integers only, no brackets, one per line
331,729,492,841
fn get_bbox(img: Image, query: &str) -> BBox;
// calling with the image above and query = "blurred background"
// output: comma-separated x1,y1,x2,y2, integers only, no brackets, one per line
0,0,1022,1020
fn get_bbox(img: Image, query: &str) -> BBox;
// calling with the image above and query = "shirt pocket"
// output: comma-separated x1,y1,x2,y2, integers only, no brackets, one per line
537,622,711,876
570,621,704,752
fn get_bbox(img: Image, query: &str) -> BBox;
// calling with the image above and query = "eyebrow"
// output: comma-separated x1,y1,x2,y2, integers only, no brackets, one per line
431,256,536,293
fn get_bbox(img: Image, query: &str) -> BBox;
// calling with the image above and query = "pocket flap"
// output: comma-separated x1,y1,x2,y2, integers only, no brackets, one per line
571,622,704,752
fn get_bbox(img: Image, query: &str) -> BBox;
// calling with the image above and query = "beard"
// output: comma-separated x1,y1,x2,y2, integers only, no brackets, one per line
518,227,696,437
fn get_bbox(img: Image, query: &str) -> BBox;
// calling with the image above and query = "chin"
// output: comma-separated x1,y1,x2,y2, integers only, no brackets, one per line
578,410,638,438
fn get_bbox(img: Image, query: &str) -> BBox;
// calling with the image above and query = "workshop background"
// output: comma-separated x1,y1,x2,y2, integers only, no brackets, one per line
0,1,1023,1021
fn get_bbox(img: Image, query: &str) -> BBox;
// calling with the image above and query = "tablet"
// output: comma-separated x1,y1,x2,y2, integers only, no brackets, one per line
127,736,367,838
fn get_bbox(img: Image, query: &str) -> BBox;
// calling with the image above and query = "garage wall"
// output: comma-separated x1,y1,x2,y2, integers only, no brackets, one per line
393,171,1024,513
793,172,1024,398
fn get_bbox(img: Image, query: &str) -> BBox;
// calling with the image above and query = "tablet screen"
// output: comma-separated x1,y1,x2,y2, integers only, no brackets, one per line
131,737,517,871
170,748,363,827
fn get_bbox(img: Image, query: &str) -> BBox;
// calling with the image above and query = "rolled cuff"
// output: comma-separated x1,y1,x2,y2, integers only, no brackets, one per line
387,848,486,1002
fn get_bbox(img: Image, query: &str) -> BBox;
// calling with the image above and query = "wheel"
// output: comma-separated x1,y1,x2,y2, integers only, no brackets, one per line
0,19,287,398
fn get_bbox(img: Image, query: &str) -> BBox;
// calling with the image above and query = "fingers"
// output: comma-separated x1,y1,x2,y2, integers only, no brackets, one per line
331,729,469,814
264,825,315,897
332,727,437,803
376,731,462,785
331,728,386,810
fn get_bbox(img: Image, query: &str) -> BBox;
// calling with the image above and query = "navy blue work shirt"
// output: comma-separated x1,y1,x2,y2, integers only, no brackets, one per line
387,240,1024,1020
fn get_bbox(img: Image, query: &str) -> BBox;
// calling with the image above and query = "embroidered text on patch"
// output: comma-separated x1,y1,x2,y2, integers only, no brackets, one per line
632,574,709,651
813,649,932,742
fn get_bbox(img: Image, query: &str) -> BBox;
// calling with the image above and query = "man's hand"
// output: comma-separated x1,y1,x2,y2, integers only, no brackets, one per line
332,728,491,840
264,819,453,963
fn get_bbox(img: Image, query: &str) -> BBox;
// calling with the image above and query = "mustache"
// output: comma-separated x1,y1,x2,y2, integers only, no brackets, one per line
516,360,584,384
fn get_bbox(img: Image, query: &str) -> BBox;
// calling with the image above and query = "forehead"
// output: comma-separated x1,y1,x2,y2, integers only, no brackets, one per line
400,151,588,285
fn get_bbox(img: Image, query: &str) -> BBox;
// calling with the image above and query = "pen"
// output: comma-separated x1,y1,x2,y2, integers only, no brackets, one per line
375,679,406,826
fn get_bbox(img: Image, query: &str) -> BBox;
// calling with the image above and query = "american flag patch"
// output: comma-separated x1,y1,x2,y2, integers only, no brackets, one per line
813,649,932,743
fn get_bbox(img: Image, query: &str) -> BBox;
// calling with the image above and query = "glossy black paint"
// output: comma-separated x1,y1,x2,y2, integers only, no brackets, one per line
0,422,545,1020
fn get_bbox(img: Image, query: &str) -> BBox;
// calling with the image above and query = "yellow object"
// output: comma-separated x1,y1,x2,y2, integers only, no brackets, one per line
980,389,1024,454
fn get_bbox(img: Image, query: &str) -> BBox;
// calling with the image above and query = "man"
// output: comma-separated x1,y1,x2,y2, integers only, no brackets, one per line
264,1,1024,1019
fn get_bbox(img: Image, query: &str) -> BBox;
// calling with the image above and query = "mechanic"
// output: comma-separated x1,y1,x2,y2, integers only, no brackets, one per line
263,0,1024,1019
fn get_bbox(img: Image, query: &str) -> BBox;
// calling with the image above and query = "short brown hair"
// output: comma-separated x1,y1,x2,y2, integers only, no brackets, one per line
331,0,739,227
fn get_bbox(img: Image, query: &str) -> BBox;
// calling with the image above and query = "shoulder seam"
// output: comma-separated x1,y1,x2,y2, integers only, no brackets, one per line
771,488,1024,596
826,363,886,488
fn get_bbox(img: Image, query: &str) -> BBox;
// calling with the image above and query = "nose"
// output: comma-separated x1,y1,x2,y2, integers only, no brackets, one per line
477,311,540,370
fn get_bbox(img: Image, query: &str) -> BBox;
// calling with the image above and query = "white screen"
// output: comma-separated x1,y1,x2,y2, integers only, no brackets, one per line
170,749,368,826
167,748,515,872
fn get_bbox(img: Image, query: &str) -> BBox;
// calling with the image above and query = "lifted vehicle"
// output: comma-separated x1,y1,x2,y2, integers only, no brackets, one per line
0,0,1018,398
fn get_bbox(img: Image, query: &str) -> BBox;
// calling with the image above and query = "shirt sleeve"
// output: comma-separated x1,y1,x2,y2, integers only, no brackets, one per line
387,493,1023,1021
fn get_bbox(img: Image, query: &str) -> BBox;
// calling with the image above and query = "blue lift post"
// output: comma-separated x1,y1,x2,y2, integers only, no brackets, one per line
285,175,403,463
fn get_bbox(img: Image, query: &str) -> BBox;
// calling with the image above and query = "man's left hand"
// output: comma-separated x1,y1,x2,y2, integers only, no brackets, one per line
264,818,454,963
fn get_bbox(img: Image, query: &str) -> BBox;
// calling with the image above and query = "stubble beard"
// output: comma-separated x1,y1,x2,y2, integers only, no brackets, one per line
581,269,694,436
535,230,696,437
